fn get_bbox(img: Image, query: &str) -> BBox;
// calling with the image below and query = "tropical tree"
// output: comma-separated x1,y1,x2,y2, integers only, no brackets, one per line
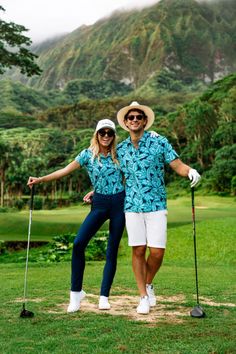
207,145,236,193
0,138,10,206
0,5,41,76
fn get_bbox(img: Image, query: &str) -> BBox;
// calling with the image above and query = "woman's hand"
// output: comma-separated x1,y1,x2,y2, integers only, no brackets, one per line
83,190,94,204
27,176,42,188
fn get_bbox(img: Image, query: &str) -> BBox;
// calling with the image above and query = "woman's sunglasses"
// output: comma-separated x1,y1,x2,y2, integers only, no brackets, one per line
98,129,115,137
126,114,145,121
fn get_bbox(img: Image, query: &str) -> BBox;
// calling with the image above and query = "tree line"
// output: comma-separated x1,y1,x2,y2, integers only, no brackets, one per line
0,74,235,209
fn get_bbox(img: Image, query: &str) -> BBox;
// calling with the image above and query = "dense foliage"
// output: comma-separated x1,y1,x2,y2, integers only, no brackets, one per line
0,6,41,76
156,73,236,194
0,73,235,207
0,75,201,118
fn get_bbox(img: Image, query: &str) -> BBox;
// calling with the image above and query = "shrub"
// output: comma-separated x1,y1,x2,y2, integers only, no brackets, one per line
231,176,236,196
32,196,43,210
0,240,7,255
37,231,108,263
0,207,8,213
14,198,25,210
44,199,58,209
86,231,108,261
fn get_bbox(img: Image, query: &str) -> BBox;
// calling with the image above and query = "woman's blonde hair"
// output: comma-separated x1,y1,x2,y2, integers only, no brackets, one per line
89,131,119,164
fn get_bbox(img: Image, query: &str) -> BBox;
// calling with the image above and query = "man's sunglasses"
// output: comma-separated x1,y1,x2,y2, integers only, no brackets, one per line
98,129,115,137
126,114,145,121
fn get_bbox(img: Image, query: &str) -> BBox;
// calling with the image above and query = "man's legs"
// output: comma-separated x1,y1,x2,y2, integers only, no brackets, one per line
126,211,167,313
132,246,165,298
132,245,150,314
125,213,150,314
145,210,167,306
146,247,165,284
132,245,147,297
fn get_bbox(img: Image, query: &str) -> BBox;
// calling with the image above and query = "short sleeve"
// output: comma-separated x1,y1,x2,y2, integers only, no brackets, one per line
75,149,89,167
161,137,179,164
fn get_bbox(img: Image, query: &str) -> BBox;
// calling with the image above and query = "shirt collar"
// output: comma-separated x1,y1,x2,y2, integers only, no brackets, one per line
100,152,111,159
127,131,148,146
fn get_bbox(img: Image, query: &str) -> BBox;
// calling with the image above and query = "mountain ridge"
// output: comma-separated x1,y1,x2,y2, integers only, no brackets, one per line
7,0,236,91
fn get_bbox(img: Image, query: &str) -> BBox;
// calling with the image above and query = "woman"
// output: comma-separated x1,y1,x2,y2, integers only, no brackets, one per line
27,119,125,313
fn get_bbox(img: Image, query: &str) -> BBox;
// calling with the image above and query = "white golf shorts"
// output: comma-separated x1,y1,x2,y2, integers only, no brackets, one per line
125,210,168,248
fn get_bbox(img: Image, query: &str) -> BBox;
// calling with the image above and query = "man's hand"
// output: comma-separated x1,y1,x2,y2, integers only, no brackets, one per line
188,169,201,187
83,190,94,204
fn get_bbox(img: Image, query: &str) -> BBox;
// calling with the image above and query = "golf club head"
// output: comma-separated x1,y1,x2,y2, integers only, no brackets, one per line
20,308,34,318
190,305,206,318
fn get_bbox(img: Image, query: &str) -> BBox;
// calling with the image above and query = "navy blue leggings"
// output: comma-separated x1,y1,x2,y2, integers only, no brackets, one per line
71,191,125,296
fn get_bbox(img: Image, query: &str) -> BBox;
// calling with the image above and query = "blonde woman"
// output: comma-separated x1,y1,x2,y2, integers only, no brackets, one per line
27,119,125,313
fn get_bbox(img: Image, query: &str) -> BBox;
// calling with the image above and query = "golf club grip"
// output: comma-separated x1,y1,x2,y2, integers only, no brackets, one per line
191,187,195,210
30,185,35,210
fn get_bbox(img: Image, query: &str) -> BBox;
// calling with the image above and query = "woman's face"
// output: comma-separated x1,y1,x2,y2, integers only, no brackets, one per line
97,128,115,148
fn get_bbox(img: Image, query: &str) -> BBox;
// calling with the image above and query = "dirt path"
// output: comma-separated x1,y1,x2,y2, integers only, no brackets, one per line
14,294,235,323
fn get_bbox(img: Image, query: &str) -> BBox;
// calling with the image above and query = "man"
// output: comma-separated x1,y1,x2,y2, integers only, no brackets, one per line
116,101,201,315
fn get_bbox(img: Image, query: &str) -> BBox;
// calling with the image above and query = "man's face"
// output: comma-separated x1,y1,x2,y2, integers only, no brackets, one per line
124,110,147,133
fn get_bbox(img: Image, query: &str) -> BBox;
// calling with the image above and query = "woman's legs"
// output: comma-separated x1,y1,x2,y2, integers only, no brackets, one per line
71,208,107,291
100,195,125,297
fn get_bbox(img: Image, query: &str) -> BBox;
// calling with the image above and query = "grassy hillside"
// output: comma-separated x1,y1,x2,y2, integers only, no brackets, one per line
0,80,66,115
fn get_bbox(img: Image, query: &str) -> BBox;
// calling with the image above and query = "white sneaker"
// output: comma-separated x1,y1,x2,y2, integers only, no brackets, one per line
137,296,150,314
146,284,156,307
99,296,111,310
67,290,86,313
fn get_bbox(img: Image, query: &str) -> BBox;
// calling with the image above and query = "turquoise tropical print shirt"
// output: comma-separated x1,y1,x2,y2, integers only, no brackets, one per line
117,132,179,212
75,149,124,195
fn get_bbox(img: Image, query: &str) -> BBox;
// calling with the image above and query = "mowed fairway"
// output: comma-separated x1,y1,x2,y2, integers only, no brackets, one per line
0,195,235,241
0,195,235,353
0,205,91,241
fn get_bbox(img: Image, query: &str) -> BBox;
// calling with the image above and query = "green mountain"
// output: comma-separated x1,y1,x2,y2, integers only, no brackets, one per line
0,80,65,115
13,0,236,91
0,77,133,117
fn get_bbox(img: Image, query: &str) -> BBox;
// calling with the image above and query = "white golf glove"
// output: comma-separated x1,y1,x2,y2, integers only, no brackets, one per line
188,169,201,187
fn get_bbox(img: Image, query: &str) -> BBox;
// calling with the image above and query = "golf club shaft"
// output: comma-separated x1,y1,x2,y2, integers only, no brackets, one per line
23,186,35,305
191,187,200,305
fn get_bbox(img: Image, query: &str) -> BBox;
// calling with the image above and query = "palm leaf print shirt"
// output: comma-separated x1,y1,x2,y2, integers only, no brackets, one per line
117,132,179,212
75,149,124,195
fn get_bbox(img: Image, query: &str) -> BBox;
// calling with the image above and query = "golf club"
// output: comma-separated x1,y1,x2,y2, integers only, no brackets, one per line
20,185,35,318
190,187,206,318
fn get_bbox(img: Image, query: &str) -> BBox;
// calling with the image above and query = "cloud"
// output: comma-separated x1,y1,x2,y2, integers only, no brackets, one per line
1,0,159,43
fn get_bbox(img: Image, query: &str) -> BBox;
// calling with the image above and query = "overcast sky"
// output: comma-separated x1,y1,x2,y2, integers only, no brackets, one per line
1,0,159,43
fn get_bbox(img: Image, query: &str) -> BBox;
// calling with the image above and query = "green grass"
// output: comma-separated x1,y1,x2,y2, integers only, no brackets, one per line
0,196,236,353
0,196,235,241
1,259,236,353
0,205,91,241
